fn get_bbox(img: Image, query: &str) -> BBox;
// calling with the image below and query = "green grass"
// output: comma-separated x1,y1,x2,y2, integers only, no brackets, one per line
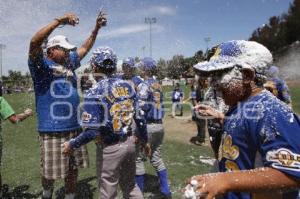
290,87,300,114
163,85,195,114
1,93,213,199
1,85,299,198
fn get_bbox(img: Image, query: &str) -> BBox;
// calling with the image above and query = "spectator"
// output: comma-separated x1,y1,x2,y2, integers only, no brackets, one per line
190,77,208,145
171,83,184,117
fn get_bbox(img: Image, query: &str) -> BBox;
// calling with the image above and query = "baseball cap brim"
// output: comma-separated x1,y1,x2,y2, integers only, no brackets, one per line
58,41,76,50
193,56,252,73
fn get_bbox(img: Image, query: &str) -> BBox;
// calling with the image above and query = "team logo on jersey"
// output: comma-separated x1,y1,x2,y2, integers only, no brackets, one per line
112,86,130,98
266,148,300,171
81,111,92,122
220,134,240,160
225,160,240,171
150,83,162,109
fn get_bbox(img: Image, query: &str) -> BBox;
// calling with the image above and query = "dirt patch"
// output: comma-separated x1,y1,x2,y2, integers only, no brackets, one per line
163,115,198,144
287,80,300,88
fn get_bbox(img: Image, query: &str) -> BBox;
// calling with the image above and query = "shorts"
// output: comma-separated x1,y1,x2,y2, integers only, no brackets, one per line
39,129,89,180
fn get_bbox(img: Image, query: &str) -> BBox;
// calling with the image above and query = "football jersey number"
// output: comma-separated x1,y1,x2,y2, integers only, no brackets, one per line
110,99,134,133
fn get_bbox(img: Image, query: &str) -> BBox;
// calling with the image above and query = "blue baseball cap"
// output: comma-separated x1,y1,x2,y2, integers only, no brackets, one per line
139,57,157,71
194,40,273,74
90,46,117,70
122,57,135,68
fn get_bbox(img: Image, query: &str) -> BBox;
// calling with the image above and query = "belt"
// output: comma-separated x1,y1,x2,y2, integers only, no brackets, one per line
100,131,133,146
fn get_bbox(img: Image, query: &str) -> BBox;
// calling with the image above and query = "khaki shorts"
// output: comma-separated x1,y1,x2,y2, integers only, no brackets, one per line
39,129,89,180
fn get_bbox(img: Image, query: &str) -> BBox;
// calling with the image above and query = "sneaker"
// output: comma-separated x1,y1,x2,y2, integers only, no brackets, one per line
189,137,205,146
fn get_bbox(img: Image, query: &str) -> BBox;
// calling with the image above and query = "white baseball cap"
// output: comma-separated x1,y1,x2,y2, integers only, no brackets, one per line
46,35,76,50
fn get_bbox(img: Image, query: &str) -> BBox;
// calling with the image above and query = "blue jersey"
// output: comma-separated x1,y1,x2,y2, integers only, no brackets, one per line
190,90,196,100
28,52,81,132
131,76,143,87
113,74,143,88
219,91,300,199
117,74,143,89
70,77,147,148
137,78,164,122
172,89,183,102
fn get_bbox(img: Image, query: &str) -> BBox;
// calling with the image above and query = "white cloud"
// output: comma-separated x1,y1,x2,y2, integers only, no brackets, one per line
152,6,176,16
100,24,164,39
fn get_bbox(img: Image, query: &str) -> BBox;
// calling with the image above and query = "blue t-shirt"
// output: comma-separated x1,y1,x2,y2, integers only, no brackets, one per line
190,90,196,100
70,77,147,148
172,89,183,102
136,78,164,121
219,90,300,199
28,52,81,132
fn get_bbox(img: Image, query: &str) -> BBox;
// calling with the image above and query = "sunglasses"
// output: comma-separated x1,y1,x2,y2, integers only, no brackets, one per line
53,46,71,53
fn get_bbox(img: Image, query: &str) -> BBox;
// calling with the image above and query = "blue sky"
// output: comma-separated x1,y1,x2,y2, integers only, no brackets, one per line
0,0,293,75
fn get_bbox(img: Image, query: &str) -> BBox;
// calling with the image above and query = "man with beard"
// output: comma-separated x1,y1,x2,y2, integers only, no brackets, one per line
186,40,300,199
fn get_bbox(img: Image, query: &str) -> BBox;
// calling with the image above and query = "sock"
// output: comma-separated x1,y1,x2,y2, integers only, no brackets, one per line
65,193,75,199
157,169,171,196
42,189,53,198
135,175,145,192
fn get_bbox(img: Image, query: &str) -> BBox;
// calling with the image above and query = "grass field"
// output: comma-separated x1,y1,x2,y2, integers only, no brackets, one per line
1,90,213,199
1,85,299,198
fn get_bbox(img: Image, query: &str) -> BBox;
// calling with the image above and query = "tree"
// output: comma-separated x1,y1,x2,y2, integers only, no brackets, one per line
285,0,300,44
156,58,168,80
166,55,185,79
249,0,300,52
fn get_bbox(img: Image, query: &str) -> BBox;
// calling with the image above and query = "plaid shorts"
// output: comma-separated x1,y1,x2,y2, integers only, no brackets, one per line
39,129,89,180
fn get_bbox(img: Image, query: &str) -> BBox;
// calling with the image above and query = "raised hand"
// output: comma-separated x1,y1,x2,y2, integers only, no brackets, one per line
56,13,79,26
96,10,107,28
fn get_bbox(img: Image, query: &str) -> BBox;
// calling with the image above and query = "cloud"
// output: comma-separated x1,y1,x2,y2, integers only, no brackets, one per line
152,6,176,16
100,23,164,39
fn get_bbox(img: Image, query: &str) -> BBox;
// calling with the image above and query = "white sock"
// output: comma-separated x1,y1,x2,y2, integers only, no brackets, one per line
65,193,75,199
42,189,53,198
